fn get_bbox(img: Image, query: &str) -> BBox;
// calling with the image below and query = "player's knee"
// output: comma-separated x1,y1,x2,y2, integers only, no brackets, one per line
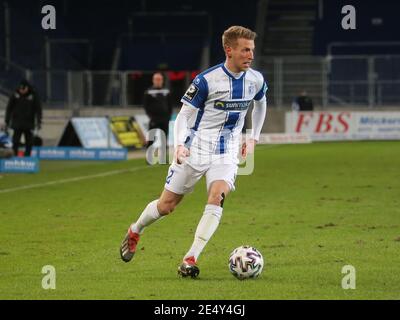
207,191,226,207
157,199,178,215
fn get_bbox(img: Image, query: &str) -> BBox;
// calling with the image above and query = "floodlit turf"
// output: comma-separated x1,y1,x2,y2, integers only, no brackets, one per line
0,141,399,300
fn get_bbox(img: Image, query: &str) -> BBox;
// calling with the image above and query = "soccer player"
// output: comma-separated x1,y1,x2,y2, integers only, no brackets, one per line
120,26,268,278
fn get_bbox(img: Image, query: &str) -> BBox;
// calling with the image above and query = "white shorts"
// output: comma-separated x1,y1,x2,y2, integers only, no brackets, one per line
164,161,238,195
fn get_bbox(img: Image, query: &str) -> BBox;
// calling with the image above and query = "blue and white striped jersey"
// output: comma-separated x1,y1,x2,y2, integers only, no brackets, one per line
181,63,267,160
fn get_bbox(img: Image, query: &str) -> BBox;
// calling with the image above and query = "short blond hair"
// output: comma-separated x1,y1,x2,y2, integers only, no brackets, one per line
222,26,257,49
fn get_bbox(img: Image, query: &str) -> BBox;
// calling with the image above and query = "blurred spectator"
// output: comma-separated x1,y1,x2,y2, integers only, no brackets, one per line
5,80,42,157
143,72,173,146
292,90,314,111
0,125,14,158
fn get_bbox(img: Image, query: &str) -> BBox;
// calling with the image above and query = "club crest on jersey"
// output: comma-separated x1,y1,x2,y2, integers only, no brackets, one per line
184,84,199,101
214,100,252,111
248,84,256,95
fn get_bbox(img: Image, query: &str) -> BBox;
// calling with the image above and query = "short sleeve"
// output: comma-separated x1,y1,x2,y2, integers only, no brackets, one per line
181,75,208,108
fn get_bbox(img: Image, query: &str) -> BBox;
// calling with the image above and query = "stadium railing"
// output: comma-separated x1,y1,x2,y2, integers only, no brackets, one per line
2,55,400,109
258,55,400,108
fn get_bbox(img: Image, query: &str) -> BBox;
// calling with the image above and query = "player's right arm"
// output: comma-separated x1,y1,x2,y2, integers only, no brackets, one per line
174,75,208,164
173,104,196,164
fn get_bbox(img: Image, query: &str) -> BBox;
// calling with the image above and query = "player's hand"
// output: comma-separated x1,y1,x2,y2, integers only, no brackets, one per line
241,138,256,159
175,145,190,164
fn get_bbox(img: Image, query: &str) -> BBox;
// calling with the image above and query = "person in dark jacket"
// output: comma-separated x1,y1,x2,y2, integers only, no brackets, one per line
143,72,173,147
292,90,314,111
5,80,42,157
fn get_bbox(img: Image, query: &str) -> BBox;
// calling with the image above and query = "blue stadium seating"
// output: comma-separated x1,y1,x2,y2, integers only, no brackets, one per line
0,0,257,72
313,0,400,55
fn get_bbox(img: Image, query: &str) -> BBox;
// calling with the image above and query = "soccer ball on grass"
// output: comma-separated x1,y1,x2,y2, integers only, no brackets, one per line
228,245,264,280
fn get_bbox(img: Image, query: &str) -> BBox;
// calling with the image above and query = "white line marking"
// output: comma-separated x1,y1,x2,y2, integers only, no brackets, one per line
0,165,150,194
0,146,276,195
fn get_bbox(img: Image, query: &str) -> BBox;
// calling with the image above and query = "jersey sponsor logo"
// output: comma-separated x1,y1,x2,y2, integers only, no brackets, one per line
215,90,230,95
184,84,199,101
214,100,252,111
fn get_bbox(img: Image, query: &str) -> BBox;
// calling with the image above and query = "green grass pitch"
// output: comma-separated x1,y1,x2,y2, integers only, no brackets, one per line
0,141,399,299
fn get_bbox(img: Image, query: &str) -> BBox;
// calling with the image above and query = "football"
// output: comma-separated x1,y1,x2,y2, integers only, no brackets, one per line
228,246,264,280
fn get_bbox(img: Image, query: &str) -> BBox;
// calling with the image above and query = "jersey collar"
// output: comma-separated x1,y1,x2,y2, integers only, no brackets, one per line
222,63,246,80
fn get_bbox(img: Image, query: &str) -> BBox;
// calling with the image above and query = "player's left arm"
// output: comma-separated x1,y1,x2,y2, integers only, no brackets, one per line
242,79,268,158
242,97,267,157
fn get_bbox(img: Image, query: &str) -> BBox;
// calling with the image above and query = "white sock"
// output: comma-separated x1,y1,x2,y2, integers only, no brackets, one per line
130,200,163,234
184,204,223,261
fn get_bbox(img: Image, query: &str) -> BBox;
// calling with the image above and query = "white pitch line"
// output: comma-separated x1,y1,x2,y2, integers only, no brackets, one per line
0,146,280,195
0,165,150,194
